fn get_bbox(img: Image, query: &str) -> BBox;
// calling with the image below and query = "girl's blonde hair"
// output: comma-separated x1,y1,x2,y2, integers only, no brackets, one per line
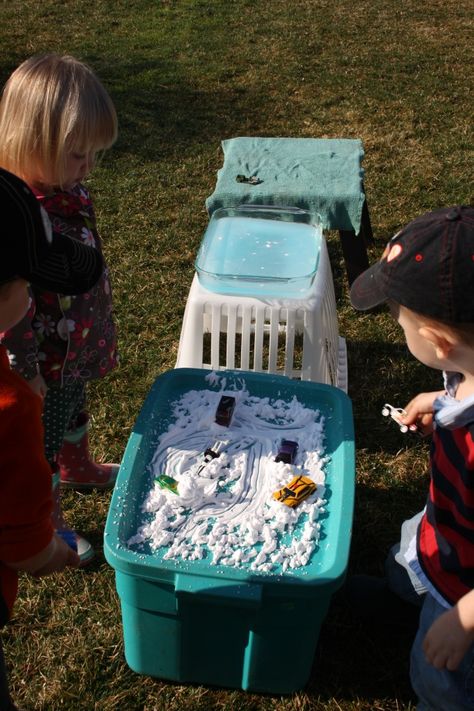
0,54,118,190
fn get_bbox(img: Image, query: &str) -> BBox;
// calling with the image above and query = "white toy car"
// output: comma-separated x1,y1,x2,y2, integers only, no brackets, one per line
381,404,418,434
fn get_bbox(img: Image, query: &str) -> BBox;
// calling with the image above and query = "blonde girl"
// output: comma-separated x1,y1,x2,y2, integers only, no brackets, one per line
0,54,119,565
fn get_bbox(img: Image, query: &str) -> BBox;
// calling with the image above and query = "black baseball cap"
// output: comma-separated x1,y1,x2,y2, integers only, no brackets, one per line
0,168,103,295
350,205,474,323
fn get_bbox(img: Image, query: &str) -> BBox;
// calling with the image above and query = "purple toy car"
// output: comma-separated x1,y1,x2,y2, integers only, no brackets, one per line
275,439,298,464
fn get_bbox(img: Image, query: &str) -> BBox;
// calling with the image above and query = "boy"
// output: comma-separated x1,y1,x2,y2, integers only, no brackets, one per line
350,205,474,710
0,168,103,711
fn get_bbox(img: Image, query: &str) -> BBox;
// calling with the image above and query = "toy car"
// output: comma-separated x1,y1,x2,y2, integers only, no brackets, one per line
155,474,179,494
273,475,317,508
275,439,298,464
381,403,418,434
215,395,236,426
196,440,227,474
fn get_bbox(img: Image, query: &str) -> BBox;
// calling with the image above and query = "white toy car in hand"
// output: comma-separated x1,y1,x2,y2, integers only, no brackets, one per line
381,404,418,434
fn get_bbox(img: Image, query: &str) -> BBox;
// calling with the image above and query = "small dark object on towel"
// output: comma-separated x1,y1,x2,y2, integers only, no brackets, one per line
236,174,263,185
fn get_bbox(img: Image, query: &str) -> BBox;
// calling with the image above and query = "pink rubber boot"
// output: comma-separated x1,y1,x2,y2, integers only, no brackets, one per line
58,412,119,490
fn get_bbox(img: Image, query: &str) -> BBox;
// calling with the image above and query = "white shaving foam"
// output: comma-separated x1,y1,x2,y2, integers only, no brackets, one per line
128,373,329,573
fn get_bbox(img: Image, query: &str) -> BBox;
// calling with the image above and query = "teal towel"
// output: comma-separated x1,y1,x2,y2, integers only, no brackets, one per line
205,137,366,233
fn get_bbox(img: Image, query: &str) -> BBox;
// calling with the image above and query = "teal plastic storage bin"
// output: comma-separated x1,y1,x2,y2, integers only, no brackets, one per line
104,368,355,694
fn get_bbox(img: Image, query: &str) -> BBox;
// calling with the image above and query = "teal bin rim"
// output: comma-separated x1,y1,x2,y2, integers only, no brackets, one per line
104,368,355,591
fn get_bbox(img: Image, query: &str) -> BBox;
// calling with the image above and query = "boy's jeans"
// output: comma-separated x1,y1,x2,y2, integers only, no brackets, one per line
385,510,427,605
389,512,474,708
411,593,474,710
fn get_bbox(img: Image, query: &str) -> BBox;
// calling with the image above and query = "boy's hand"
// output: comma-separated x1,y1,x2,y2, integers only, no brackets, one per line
400,390,445,436
423,592,474,670
27,373,47,400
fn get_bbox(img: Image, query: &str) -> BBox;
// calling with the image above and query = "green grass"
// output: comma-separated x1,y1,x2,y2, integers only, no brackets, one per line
1,0,473,708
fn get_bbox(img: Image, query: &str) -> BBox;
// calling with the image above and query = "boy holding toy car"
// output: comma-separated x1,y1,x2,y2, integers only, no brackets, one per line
350,205,474,710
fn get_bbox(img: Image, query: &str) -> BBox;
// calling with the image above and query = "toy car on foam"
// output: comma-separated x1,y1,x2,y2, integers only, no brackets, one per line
275,439,298,464
215,396,236,426
273,475,317,508
155,474,179,494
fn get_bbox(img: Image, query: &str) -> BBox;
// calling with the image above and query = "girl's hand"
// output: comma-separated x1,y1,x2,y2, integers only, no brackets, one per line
423,593,474,671
27,373,47,399
33,533,80,576
10,533,80,576
400,390,444,436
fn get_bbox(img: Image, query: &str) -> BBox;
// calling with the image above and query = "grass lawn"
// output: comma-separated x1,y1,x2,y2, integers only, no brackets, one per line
0,0,473,709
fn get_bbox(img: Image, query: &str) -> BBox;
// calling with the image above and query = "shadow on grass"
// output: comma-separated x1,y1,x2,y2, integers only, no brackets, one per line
346,338,440,449
91,58,285,163
306,483,424,706
0,52,275,170
311,596,417,706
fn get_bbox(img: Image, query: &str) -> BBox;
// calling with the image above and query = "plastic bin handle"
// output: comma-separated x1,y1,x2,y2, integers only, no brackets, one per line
175,573,262,609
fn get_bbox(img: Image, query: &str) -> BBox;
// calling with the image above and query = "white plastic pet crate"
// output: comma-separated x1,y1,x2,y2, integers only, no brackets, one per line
176,236,347,390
